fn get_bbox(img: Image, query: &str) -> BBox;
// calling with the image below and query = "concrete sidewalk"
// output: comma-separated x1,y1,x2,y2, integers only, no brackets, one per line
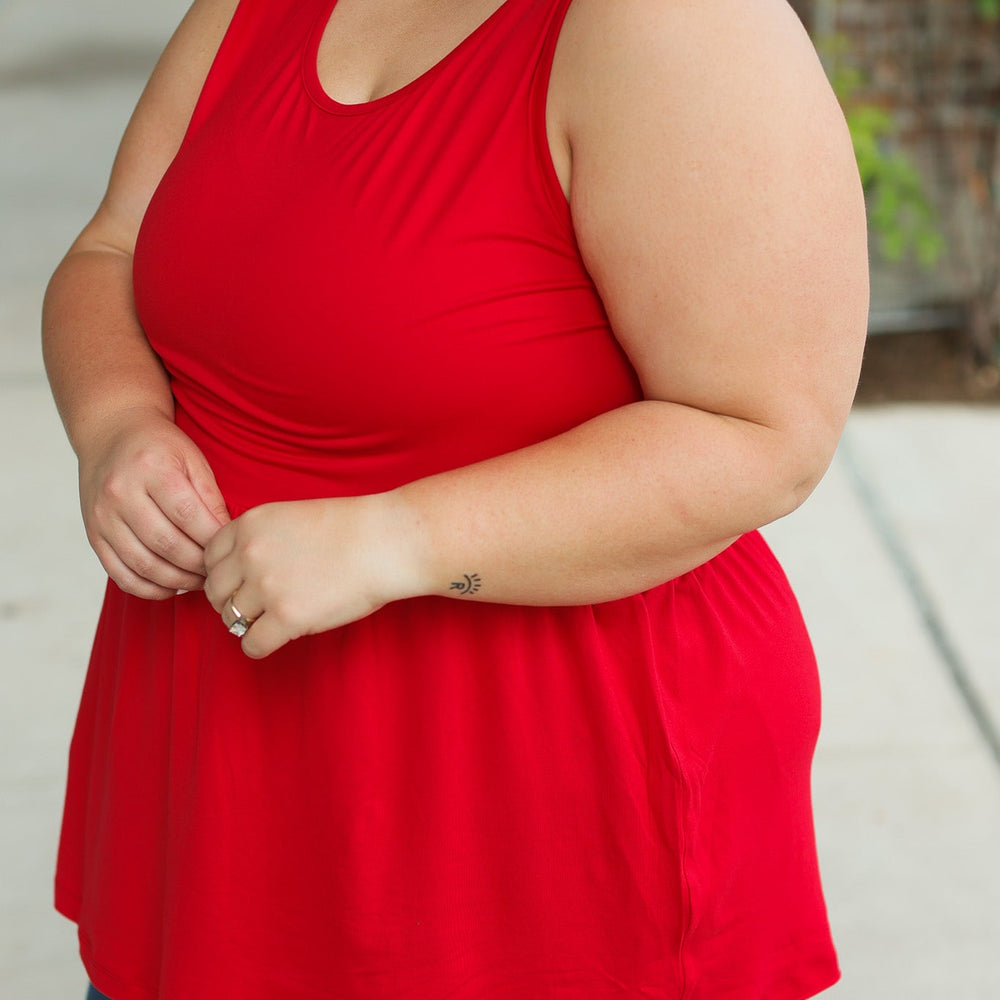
2,1,999,996
765,412,1000,998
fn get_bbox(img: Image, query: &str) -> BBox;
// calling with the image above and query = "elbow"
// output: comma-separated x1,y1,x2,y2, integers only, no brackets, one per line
786,462,829,516
767,419,844,522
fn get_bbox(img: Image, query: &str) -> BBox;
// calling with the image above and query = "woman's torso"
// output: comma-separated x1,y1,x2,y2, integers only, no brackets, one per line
133,0,639,516
58,2,840,996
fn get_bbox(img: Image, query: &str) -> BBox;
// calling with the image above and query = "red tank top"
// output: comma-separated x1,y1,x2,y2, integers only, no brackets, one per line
55,0,840,997
134,0,639,513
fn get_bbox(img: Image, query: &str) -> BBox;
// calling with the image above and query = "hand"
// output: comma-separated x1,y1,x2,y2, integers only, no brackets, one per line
78,406,231,599
203,495,418,659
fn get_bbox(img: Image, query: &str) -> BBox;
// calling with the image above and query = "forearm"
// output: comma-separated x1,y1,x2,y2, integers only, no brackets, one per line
391,400,822,606
42,247,174,456
43,246,231,598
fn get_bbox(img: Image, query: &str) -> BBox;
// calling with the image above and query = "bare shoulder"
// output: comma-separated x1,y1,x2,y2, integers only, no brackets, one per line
549,0,837,129
547,0,869,441
547,0,855,220
76,0,242,253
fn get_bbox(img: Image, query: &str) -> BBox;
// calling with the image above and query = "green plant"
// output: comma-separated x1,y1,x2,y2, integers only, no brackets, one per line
975,0,999,21
822,40,946,267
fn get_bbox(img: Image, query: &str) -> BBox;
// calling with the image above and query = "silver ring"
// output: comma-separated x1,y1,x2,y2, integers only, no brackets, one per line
225,593,255,638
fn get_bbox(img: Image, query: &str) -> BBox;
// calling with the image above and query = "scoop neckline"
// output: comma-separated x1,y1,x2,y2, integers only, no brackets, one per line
302,0,517,116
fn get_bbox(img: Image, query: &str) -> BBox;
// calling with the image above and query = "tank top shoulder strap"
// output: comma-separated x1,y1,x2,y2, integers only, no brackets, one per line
476,0,576,86
532,0,576,72
523,0,577,226
185,0,309,137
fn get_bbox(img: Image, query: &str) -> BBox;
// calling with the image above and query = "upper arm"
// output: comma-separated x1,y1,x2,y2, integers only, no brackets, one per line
550,0,869,454
71,0,241,256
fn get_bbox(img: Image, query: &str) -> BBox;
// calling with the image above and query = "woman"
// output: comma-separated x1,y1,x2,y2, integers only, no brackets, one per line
44,0,869,997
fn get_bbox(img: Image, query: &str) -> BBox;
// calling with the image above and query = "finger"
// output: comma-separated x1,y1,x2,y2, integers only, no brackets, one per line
101,520,209,593
203,551,247,615
186,454,232,528
148,472,230,549
92,538,185,601
237,612,291,660
203,519,237,574
220,585,263,631
127,498,210,576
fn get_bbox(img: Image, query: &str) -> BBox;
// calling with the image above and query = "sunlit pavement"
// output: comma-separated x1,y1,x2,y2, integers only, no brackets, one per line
2,2,998,997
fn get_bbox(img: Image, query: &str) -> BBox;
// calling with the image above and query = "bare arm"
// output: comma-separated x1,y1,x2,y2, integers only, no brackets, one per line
397,0,870,601
43,0,240,597
204,0,869,656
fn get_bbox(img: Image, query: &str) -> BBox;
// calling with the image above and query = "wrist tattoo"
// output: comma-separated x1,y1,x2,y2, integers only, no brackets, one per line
449,573,482,596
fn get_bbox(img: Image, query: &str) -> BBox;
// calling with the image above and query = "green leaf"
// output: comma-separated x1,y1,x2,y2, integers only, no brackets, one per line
818,30,946,269
976,0,999,22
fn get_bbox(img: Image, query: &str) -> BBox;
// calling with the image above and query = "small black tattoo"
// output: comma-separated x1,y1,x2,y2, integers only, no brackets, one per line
449,573,482,596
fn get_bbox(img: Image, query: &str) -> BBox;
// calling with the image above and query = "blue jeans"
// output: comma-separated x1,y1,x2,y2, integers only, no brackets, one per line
86,986,114,1000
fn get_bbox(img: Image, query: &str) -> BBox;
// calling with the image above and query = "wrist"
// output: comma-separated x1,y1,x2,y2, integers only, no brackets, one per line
371,487,436,603
73,402,175,464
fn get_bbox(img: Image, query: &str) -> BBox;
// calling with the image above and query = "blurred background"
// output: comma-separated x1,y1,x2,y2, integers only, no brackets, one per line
792,0,1000,400
1,1,998,997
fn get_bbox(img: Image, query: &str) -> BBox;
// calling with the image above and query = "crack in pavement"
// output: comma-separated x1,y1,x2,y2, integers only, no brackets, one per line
840,428,1000,772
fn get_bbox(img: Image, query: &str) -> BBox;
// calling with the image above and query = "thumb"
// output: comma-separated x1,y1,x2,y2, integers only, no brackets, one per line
187,456,231,528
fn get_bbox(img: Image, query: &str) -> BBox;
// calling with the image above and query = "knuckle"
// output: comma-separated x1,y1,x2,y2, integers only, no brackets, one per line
240,537,268,568
149,531,179,559
102,476,127,503
171,496,199,524
133,446,165,474
130,553,159,580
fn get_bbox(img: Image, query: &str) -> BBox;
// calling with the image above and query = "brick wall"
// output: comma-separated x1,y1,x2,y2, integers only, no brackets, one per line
793,0,1000,327
830,0,1000,138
